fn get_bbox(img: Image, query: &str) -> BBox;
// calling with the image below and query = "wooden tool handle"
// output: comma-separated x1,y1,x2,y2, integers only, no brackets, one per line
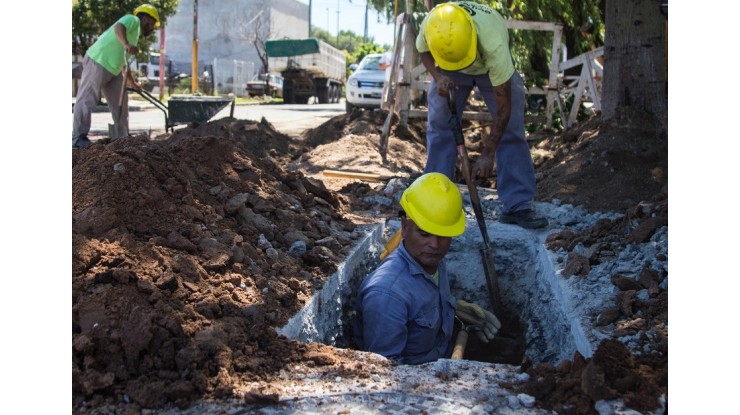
322,169,390,182
451,330,469,360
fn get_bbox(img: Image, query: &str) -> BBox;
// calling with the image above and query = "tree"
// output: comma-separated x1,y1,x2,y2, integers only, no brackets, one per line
72,0,179,58
365,0,668,132
601,0,667,130
233,1,276,74
310,26,333,44
502,0,605,84
311,27,386,70
362,0,605,87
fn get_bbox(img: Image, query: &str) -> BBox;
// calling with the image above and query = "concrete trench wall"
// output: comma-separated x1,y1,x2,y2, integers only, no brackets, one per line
278,218,598,366
447,224,587,364
277,223,385,348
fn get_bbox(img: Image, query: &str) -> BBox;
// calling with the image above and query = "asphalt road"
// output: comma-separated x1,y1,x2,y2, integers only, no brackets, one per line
80,97,348,139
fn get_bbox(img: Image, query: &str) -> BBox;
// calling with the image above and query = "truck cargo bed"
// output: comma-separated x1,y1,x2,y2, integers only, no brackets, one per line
266,38,346,83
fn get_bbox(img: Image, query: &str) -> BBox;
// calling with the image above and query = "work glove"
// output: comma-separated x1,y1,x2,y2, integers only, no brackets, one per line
456,300,501,343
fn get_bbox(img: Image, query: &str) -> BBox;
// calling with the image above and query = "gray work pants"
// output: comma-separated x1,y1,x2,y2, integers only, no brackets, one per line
72,54,128,140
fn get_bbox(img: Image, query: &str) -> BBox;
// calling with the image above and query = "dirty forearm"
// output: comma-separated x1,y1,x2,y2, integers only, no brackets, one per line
115,23,138,55
483,80,512,157
420,52,442,83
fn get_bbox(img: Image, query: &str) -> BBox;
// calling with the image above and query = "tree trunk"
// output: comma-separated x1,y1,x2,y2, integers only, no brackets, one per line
602,0,667,130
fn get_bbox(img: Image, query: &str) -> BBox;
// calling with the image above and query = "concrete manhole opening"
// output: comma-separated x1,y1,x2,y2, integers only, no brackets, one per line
278,219,580,366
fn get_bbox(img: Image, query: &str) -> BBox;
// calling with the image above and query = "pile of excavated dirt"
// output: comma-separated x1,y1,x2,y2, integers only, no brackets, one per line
72,107,668,414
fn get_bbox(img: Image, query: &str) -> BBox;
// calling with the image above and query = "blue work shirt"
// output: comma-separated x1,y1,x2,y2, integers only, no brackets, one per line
354,241,457,364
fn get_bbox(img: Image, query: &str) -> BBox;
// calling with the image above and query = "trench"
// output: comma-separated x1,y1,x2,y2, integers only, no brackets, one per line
278,217,591,366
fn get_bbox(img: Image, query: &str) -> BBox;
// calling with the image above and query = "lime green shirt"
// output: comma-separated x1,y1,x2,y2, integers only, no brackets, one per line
416,1,515,86
87,14,141,75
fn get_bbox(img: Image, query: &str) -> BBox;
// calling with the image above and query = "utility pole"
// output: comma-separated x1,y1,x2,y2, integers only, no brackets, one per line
308,0,312,37
159,26,165,100
336,0,340,47
192,0,199,93
363,1,368,42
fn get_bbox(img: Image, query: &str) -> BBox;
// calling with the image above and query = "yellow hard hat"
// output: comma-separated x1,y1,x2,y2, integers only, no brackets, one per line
134,4,160,27
424,3,477,71
400,173,465,237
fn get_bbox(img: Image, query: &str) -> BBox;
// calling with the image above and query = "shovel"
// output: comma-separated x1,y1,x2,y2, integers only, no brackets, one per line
448,90,504,318
108,56,131,140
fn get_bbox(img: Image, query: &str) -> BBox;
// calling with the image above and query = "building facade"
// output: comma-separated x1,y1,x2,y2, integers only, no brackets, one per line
160,0,309,78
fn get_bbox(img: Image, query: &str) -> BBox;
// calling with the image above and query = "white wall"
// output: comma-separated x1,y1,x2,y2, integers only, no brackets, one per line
159,0,308,76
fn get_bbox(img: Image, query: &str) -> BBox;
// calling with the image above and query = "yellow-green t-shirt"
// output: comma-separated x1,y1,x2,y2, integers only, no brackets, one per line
429,270,440,287
416,1,515,86
87,14,141,75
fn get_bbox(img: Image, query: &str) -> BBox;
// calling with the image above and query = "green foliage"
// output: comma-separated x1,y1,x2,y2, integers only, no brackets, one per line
72,0,179,61
525,90,593,133
348,42,386,65
363,0,604,92
365,0,433,21
311,27,386,56
310,26,333,45
495,0,604,90
311,26,386,76
174,76,194,94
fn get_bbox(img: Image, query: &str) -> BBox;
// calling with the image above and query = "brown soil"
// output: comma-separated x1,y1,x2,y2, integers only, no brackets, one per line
72,105,668,414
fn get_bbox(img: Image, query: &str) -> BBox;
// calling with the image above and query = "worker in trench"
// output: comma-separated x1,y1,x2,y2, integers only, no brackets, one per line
353,173,501,364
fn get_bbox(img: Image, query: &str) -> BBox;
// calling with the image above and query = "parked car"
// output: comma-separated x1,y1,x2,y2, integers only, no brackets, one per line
246,73,284,98
135,52,180,92
345,53,385,112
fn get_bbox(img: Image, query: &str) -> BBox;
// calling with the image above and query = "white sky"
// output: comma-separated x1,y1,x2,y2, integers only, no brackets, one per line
298,0,397,48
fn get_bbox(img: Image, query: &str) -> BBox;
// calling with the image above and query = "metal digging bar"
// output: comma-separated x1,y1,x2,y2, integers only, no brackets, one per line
448,90,505,318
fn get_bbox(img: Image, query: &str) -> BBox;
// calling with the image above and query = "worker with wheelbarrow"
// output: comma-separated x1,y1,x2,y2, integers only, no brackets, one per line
72,4,159,149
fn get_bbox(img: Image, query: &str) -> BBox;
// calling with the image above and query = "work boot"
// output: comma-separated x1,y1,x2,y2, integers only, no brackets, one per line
499,209,549,229
72,134,93,149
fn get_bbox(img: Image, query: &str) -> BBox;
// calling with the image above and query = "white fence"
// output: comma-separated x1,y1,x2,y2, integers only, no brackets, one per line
213,58,255,97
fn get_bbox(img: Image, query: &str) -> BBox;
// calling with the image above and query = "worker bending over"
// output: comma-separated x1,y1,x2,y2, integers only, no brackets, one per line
416,1,547,229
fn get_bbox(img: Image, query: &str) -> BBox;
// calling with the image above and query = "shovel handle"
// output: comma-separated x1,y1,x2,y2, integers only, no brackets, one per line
322,169,391,182
448,92,503,316
448,92,492,247
451,330,469,360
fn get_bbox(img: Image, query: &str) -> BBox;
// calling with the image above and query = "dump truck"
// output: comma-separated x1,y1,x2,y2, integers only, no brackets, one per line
265,38,346,104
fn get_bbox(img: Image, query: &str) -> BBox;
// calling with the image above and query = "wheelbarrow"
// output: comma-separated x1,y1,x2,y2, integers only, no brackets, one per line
131,88,235,133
